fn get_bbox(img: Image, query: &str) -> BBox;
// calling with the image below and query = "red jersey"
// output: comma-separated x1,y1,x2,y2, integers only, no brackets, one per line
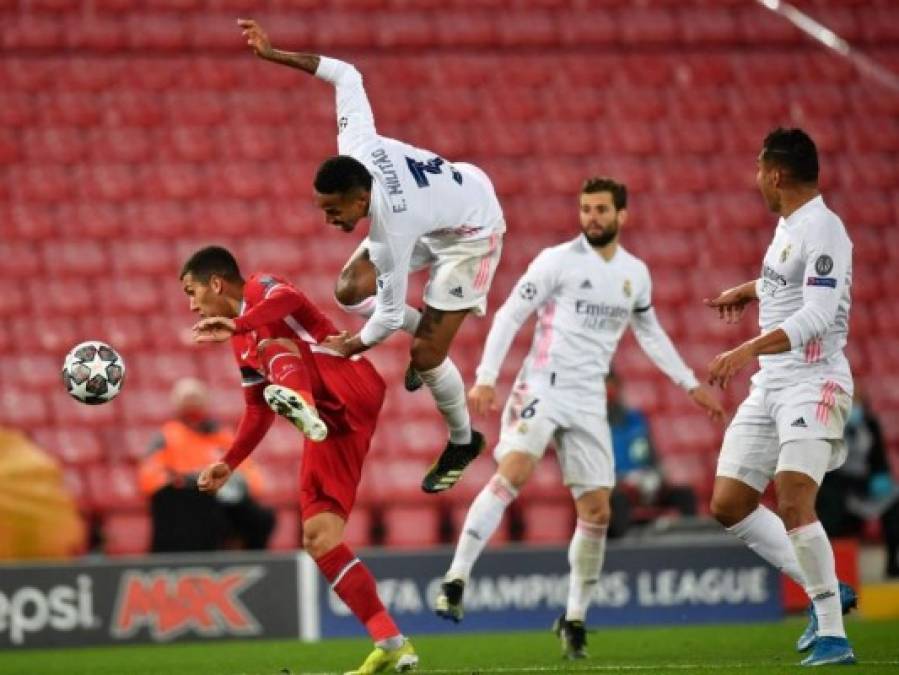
222,273,368,470
231,274,345,414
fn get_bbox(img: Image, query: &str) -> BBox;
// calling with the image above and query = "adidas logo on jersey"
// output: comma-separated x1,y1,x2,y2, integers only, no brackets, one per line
580,279,593,289
791,417,808,428
449,286,464,298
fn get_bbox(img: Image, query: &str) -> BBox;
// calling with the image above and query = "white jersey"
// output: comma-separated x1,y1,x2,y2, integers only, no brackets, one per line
753,195,853,393
475,236,698,399
315,58,505,346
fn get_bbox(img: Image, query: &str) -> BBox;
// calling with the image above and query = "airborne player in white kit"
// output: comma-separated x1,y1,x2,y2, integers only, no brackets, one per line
706,128,857,667
435,177,724,659
238,19,505,494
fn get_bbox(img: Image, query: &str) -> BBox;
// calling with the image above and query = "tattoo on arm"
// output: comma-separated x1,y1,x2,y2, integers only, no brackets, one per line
268,50,320,75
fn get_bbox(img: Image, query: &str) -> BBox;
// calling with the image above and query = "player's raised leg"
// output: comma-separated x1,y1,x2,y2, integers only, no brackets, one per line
436,452,533,622
257,339,327,441
304,512,418,674
415,305,485,493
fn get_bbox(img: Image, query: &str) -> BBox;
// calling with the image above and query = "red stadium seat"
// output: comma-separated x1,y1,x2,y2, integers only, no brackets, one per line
374,12,436,49
5,16,63,50
11,165,75,203
309,12,374,49
497,11,558,47
103,91,166,127
604,86,666,123
87,462,145,512
64,16,128,52
109,239,176,276
257,464,300,510
77,164,141,203
103,511,151,555
269,509,300,551
734,7,802,45
619,7,677,45
159,126,218,163
343,507,373,549
434,12,499,48
31,428,105,466
0,241,42,277
22,128,86,165
0,390,50,429
677,6,738,45
382,505,442,548
521,501,574,544
61,466,92,512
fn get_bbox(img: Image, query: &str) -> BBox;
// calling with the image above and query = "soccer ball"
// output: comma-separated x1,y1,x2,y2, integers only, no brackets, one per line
62,341,126,405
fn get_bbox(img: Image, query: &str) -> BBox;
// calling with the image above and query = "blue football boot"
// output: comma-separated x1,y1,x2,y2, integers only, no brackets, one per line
801,636,857,666
796,582,858,652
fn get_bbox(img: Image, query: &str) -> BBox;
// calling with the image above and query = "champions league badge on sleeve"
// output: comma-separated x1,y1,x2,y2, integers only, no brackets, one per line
814,255,833,276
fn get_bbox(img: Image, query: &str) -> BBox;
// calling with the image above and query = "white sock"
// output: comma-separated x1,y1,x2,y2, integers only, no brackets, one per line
566,519,607,622
447,475,517,581
789,521,845,638
337,297,421,335
726,506,806,587
419,358,471,444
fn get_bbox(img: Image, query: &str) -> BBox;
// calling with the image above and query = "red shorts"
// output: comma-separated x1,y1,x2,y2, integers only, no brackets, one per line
300,354,385,521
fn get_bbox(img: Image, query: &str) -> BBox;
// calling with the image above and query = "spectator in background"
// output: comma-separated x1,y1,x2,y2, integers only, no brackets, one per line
817,394,899,578
138,377,275,552
607,371,697,537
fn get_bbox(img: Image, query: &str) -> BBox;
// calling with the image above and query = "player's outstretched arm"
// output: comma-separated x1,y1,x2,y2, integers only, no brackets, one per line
238,18,320,74
703,280,758,324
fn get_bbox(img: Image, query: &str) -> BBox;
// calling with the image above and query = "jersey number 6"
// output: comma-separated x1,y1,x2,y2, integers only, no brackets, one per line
521,398,540,419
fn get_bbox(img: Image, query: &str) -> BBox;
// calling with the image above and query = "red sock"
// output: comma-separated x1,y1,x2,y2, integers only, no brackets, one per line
262,344,314,406
316,543,401,642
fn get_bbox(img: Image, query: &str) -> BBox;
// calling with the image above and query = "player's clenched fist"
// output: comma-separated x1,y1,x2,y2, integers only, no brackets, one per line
237,18,274,59
198,461,231,494
468,384,498,416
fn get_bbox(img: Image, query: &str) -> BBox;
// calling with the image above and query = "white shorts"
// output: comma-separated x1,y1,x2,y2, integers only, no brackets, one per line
716,380,851,492
353,232,503,317
494,377,614,497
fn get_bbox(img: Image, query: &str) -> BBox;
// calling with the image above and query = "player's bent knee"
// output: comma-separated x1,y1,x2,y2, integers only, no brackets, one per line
497,453,535,489
303,528,341,559
709,495,747,527
775,497,816,531
576,492,611,526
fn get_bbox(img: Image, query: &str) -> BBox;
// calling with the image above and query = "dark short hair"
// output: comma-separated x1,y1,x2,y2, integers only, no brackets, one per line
581,176,627,210
761,127,819,184
180,245,243,283
314,155,373,194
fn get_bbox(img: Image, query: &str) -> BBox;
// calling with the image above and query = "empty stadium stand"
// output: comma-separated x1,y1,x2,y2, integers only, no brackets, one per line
1,0,896,555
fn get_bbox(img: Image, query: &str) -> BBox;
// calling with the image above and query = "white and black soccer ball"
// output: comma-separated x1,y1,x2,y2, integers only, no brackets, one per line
62,341,126,405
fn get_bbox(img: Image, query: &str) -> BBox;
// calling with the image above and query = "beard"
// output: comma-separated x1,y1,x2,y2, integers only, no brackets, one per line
583,221,619,247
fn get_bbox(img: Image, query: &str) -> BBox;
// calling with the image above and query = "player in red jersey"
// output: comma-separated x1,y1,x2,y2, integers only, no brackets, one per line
181,246,418,674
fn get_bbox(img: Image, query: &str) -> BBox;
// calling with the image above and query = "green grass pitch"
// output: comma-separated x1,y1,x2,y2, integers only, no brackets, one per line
3,617,898,675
